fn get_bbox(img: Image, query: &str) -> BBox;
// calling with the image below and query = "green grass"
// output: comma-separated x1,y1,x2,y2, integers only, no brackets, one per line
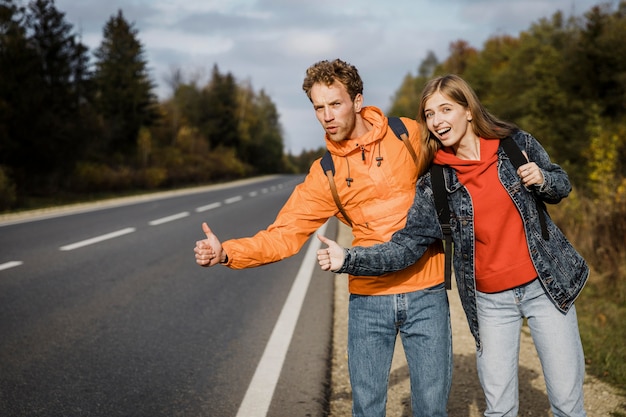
550,191,626,402
577,274,626,391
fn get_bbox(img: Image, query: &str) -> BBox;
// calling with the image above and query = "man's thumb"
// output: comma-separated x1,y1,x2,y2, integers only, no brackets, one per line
202,222,212,237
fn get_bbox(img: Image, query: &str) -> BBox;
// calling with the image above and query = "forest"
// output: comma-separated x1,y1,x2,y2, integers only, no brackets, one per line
0,0,295,212
1,0,625,390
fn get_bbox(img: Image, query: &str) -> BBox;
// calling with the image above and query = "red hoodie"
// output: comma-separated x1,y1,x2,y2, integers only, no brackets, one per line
434,138,537,293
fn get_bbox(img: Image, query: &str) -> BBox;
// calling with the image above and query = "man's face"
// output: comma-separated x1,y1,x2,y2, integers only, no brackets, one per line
310,81,362,142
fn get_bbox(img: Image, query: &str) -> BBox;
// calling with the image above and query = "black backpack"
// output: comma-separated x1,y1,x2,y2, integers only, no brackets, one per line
430,136,549,290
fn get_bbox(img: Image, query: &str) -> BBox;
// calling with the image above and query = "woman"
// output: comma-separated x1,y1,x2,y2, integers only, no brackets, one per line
317,74,588,417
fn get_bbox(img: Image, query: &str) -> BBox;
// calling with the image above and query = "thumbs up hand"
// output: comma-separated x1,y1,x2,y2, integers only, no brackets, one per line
194,222,226,267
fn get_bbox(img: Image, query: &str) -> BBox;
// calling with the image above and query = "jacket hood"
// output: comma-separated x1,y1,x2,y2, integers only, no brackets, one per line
325,106,387,157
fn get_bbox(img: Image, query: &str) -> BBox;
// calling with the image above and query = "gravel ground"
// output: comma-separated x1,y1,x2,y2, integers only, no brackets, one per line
327,223,626,417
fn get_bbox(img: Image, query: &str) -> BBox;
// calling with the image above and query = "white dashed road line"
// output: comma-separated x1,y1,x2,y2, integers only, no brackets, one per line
148,212,190,226
224,196,243,204
195,202,222,212
0,261,23,271
59,227,137,251
4,181,284,267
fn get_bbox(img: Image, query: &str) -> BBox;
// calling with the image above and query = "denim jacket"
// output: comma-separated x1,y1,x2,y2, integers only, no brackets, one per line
339,130,589,348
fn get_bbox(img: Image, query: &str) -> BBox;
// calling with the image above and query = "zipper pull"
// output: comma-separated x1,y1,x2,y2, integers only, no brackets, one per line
361,145,365,161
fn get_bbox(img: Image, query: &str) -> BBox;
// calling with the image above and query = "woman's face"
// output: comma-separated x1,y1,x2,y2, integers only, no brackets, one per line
424,91,473,149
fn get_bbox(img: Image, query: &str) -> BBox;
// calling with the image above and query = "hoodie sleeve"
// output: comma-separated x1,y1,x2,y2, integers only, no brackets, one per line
222,166,337,269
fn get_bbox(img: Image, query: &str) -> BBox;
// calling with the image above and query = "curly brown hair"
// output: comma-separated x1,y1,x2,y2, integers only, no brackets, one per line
302,59,363,102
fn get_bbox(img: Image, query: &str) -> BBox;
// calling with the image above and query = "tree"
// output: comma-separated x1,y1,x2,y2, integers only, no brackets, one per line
440,40,478,75
0,0,35,167
203,64,240,150
239,89,284,173
418,50,439,78
0,0,33,204
460,34,519,112
570,3,626,118
93,9,158,162
0,0,92,195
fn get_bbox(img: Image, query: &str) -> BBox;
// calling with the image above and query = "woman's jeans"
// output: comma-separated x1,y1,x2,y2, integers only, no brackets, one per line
476,278,587,417
348,283,452,417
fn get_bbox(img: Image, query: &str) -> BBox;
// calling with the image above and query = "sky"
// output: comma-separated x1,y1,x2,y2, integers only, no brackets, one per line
55,0,605,155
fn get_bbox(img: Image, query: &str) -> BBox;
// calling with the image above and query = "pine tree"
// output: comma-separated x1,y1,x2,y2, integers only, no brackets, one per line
1,0,92,195
204,65,239,150
0,0,36,166
251,90,284,173
93,9,158,162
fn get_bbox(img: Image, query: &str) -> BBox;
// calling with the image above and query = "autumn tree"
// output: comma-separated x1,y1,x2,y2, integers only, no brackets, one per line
439,40,477,76
238,89,284,173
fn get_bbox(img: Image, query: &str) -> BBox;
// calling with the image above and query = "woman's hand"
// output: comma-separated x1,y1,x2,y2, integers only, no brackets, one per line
518,151,544,187
518,161,544,187
316,234,346,272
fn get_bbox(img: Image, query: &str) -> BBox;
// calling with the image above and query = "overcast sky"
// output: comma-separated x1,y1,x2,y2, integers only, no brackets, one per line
56,0,604,154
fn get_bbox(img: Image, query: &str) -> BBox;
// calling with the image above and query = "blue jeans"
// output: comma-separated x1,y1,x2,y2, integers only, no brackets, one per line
476,278,587,417
348,283,452,417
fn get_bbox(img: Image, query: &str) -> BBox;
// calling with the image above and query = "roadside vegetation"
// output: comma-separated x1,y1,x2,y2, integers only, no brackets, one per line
0,0,320,213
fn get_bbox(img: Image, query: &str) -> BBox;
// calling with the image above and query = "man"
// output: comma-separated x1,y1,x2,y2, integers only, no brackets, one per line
194,59,451,417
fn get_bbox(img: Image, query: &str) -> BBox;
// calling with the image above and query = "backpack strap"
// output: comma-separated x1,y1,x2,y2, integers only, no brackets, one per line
320,117,415,227
321,151,354,226
500,137,549,240
388,117,418,163
430,164,452,290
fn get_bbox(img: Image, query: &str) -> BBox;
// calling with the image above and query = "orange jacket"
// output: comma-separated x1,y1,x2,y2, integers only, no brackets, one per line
222,106,444,295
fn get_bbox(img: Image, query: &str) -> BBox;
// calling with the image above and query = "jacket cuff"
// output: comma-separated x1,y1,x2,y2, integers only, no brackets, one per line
336,248,352,274
220,252,230,265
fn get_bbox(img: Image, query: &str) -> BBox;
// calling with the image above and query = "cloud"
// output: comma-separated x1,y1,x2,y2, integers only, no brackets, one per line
143,30,234,56
55,0,603,154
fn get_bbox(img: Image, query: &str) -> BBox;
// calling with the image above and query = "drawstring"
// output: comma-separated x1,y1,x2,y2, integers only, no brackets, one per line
346,142,383,186
345,157,353,187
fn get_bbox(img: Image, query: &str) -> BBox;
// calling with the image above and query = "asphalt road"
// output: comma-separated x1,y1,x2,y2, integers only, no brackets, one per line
0,175,335,417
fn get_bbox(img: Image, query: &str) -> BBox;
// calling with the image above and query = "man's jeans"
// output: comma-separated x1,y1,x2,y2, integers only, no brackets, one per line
476,278,587,417
348,283,451,417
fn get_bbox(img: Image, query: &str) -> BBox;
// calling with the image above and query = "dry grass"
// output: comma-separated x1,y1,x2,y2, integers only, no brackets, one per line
551,189,626,394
